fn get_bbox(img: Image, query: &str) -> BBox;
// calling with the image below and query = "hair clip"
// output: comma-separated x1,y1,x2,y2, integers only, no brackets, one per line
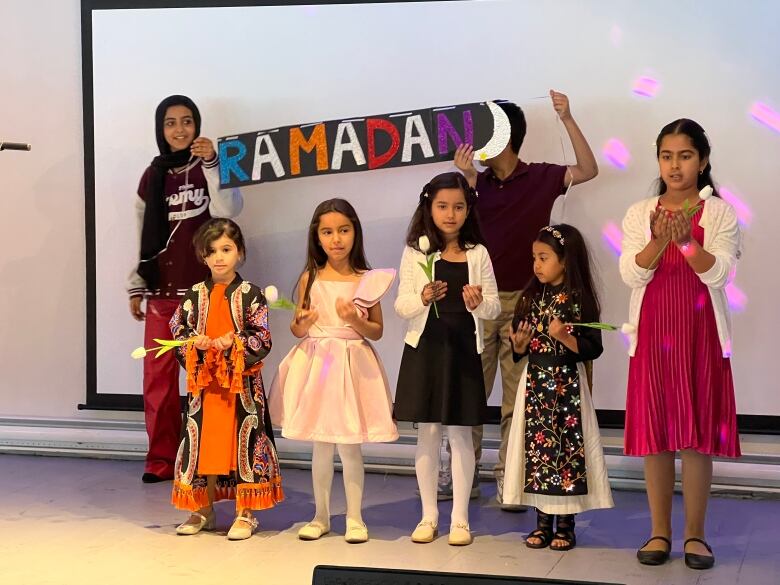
540,226,565,245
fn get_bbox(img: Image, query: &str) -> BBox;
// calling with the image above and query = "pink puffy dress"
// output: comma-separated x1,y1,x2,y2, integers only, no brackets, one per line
268,269,399,444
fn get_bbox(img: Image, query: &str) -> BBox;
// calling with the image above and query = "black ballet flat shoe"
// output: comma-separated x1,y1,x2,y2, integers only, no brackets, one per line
684,537,715,570
142,472,169,483
636,536,671,565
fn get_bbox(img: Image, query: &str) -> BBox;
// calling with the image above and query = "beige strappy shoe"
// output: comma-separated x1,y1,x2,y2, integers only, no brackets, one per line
175,510,216,535
227,514,258,540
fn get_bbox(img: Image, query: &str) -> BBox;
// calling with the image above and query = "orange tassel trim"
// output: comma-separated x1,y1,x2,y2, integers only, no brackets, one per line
214,349,230,389
184,335,254,395
171,481,210,512
236,477,285,511
229,337,246,393
185,343,199,395
196,351,214,388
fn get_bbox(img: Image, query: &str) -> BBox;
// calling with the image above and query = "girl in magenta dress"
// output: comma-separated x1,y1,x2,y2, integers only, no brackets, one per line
620,119,741,570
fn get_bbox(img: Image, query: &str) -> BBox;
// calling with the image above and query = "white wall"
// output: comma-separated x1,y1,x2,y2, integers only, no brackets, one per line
87,1,780,418
2,0,779,428
0,0,136,421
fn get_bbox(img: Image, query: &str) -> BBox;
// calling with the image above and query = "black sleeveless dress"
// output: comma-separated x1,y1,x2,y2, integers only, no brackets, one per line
394,259,488,426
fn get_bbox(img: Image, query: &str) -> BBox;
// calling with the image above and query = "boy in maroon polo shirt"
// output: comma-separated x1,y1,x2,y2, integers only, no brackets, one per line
127,95,243,483
452,90,599,508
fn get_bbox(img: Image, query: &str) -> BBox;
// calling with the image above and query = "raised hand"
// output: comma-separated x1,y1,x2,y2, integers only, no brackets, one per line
550,90,572,121
454,144,477,186
190,136,216,161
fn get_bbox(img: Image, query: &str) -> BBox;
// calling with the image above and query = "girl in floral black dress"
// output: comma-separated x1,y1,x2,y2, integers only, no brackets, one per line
503,224,613,551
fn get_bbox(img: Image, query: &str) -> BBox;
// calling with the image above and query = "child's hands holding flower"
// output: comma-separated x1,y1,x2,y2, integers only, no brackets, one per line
421,281,447,306
193,335,211,351
462,284,483,310
510,321,534,354
295,307,320,331
212,331,234,351
548,316,571,342
669,210,693,246
650,208,671,241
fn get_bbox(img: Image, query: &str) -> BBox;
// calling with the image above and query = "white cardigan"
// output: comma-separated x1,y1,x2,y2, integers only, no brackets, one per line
394,244,501,354
619,195,742,357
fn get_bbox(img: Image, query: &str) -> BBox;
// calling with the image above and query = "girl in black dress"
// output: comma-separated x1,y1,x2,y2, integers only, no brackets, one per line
394,172,500,546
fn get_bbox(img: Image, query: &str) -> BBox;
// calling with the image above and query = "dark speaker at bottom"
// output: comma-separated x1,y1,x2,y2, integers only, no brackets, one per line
312,565,623,585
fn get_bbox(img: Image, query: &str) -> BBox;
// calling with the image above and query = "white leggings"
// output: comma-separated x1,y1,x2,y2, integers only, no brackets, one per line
416,423,475,526
311,442,364,525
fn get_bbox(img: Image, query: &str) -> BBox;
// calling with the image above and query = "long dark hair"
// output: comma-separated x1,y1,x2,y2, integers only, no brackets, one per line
297,198,370,308
405,171,486,252
655,118,720,197
514,224,600,325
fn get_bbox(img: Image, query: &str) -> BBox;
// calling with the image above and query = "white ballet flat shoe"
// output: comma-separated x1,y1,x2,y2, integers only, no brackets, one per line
344,519,369,544
227,514,258,540
298,521,330,541
411,520,439,543
176,510,216,535
448,523,473,546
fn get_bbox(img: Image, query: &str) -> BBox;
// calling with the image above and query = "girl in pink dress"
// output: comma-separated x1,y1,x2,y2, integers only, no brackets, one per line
269,199,398,544
620,119,741,570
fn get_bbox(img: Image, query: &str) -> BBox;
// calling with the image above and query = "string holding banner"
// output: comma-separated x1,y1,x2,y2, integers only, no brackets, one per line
216,101,509,189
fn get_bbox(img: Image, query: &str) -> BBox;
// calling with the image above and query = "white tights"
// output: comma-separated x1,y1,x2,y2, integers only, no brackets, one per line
415,423,474,526
310,442,364,526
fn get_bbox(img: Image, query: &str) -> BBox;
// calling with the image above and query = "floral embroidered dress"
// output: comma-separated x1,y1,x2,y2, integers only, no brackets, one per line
169,274,284,512
503,284,613,514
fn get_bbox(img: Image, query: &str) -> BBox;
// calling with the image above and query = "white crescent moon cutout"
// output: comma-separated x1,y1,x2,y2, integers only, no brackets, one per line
472,101,511,161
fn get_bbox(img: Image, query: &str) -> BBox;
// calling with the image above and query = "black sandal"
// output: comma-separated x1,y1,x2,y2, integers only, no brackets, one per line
636,536,671,565
525,509,553,549
550,514,577,551
684,537,715,570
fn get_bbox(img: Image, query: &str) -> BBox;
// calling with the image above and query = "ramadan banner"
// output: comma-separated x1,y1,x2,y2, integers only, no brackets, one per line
217,101,511,188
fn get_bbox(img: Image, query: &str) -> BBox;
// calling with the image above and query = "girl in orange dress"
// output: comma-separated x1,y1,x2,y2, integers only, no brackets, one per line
170,218,283,540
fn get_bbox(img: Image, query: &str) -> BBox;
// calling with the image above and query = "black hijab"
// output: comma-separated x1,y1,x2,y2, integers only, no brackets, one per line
137,95,202,289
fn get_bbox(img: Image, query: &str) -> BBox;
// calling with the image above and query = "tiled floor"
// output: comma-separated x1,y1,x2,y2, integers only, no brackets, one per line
1,454,777,584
